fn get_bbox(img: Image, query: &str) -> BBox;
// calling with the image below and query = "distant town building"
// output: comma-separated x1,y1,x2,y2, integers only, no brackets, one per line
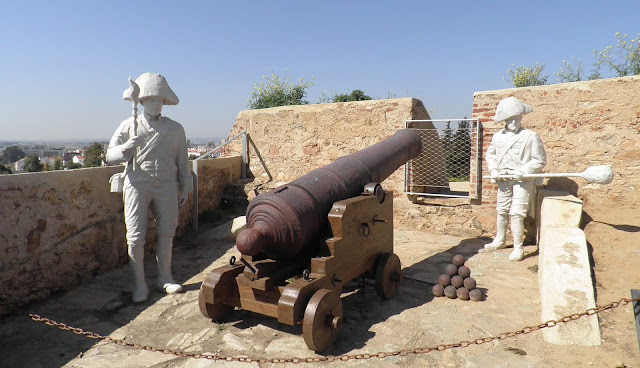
22,149,64,158
72,155,85,165
188,145,214,158
13,157,28,172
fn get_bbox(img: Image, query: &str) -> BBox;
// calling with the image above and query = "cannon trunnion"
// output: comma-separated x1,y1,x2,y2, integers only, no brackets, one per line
199,187,401,352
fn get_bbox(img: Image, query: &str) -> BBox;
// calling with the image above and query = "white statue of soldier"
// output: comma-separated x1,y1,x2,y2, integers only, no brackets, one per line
106,73,192,302
484,97,547,261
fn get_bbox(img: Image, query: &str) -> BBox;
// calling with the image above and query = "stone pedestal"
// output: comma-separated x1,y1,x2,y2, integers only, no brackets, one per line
538,191,601,346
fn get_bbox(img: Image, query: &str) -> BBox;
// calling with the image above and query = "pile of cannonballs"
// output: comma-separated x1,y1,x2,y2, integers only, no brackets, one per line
432,254,482,301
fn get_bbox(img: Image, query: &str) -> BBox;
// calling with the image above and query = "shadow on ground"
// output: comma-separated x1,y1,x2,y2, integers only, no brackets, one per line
3,207,490,367
200,235,489,356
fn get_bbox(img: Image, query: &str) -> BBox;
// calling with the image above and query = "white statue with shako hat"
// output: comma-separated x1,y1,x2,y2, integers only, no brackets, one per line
106,73,192,302
484,97,547,261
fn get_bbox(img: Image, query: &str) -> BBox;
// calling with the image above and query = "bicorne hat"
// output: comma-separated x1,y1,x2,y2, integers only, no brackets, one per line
123,73,179,105
493,97,532,123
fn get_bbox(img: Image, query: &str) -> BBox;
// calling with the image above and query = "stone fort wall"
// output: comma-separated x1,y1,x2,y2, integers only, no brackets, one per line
225,80,640,238
225,98,431,193
0,156,242,316
224,98,482,235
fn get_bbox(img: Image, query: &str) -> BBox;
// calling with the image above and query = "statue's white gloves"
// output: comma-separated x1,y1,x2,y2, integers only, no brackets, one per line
106,135,142,164
512,170,524,181
490,169,500,180
121,136,141,155
178,191,189,207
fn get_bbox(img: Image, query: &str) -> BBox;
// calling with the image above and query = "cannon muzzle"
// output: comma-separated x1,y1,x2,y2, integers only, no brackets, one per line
236,129,422,259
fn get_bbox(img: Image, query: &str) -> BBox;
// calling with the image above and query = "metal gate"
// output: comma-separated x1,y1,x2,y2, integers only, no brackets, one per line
403,119,480,199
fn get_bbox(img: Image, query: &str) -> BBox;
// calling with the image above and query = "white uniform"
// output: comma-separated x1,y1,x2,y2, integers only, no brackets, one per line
486,128,546,217
108,72,187,301
107,115,192,246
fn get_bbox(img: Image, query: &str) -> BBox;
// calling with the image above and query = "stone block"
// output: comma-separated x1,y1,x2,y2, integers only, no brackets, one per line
538,226,600,346
538,190,583,229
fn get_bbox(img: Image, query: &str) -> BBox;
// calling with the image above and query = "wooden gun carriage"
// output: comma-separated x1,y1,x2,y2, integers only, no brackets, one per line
198,130,421,352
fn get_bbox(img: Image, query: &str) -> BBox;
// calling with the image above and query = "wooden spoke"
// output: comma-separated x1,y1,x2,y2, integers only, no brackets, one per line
375,253,402,300
302,289,343,352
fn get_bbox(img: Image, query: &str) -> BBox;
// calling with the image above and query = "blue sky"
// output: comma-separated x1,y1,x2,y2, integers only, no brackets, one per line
1,1,639,141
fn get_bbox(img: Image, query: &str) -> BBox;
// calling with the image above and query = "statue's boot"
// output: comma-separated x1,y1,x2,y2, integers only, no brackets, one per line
509,215,525,261
156,236,183,294
484,213,509,251
128,244,149,303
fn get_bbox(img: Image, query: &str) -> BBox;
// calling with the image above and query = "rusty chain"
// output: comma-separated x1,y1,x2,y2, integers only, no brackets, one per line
29,297,639,364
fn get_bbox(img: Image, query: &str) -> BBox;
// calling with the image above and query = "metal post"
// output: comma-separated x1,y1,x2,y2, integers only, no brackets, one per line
242,132,247,179
192,160,198,231
473,119,480,200
632,289,640,353
403,120,410,193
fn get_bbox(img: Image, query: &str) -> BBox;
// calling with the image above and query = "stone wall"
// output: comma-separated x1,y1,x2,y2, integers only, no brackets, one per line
0,156,242,316
223,80,639,239
223,98,445,235
225,98,430,195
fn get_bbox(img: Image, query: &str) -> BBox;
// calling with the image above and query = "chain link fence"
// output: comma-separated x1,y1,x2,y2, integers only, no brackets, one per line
404,119,480,199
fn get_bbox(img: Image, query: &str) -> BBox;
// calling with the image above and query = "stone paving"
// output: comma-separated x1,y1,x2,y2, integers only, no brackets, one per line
1,224,636,367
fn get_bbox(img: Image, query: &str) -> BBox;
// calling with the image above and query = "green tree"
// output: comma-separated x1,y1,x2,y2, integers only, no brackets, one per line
442,120,471,181
84,142,105,167
64,161,82,170
53,157,63,170
442,121,454,179
2,145,26,163
248,70,314,109
24,154,44,172
505,63,548,87
0,163,12,174
330,90,373,102
449,120,471,181
442,121,453,166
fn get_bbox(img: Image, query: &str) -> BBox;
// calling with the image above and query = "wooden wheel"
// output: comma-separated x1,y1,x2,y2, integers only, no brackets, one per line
375,253,402,300
302,289,343,352
198,286,233,321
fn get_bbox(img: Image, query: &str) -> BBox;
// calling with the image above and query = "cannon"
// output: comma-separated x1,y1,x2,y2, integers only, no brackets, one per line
199,129,422,352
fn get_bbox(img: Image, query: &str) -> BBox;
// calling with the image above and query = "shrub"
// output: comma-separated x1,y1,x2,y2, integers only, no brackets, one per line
248,70,314,109
594,32,640,77
505,63,548,87
328,89,373,103
555,57,586,82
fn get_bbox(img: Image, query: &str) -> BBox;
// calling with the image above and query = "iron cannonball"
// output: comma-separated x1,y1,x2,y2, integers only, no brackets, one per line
469,289,483,301
432,284,445,297
452,254,465,267
445,264,458,277
458,265,471,278
451,275,464,288
456,287,470,300
463,277,476,290
444,285,457,299
438,274,451,287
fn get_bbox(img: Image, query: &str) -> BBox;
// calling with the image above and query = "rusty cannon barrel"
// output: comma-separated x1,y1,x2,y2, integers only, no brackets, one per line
236,129,422,259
